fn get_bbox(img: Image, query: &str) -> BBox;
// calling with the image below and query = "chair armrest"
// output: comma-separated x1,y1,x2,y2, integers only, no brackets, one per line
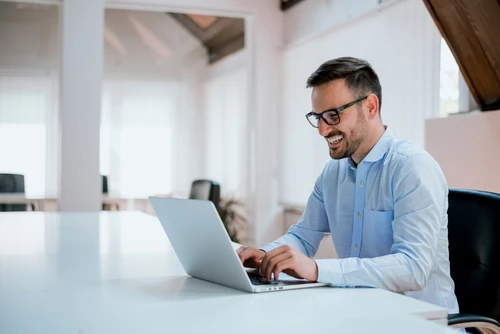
448,313,500,334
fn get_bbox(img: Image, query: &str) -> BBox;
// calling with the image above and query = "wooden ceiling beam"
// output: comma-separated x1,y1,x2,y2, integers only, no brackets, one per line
423,0,500,111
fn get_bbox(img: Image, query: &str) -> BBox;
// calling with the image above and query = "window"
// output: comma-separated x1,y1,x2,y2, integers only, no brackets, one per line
439,38,460,117
100,81,176,197
0,2,60,198
0,76,58,196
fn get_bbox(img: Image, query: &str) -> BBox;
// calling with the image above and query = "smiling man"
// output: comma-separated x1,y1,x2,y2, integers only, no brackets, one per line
237,57,460,314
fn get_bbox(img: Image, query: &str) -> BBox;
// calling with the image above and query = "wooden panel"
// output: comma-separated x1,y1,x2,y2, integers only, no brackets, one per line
168,13,244,64
423,0,500,111
280,0,306,11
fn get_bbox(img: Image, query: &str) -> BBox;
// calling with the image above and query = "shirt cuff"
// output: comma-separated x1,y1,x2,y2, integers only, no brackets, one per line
259,233,307,254
316,259,344,286
259,243,278,253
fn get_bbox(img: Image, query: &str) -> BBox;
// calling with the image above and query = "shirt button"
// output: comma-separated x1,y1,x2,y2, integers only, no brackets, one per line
354,244,359,250
359,181,364,186
356,212,361,218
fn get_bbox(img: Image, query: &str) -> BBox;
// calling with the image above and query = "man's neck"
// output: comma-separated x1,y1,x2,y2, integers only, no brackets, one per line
351,124,386,166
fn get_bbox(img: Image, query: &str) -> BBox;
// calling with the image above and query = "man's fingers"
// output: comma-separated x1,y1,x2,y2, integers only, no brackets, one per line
236,246,264,268
236,246,251,263
263,252,292,282
236,246,248,255
260,245,289,274
273,258,294,282
265,244,291,258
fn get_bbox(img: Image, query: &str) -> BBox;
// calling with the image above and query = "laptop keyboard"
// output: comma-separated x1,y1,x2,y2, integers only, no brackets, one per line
247,272,287,286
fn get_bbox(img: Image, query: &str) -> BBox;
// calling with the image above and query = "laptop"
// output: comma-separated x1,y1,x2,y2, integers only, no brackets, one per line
149,196,328,293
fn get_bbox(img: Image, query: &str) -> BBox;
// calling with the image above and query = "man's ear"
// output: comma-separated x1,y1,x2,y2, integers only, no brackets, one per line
365,94,379,120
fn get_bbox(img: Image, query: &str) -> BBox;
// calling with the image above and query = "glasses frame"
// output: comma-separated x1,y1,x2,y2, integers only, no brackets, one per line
305,96,368,128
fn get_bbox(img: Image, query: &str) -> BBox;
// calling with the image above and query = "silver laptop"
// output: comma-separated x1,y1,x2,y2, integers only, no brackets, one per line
149,196,328,293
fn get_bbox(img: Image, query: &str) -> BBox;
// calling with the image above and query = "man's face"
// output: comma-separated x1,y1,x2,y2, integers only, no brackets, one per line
311,79,368,160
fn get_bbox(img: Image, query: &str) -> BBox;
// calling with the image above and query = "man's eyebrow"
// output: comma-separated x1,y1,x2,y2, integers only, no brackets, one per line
312,106,339,114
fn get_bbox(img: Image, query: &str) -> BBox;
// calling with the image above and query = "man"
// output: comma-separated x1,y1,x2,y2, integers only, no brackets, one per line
237,57,459,314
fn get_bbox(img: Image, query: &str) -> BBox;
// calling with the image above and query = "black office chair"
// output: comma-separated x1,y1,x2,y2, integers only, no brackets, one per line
0,173,35,211
447,188,500,334
102,175,109,195
189,179,221,209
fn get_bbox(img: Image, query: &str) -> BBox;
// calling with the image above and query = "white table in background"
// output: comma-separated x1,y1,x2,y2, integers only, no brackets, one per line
0,193,46,210
0,194,144,211
0,212,455,334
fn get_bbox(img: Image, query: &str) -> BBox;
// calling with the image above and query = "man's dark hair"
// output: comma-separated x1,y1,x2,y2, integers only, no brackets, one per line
306,57,382,112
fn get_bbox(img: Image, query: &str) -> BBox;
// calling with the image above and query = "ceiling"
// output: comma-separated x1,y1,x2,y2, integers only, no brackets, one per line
168,13,244,64
0,2,204,76
167,1,306,64
0,1,308,68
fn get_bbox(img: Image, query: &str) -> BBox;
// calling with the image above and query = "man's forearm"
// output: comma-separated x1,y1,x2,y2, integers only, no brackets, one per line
316,253,430,291
259,232,310,256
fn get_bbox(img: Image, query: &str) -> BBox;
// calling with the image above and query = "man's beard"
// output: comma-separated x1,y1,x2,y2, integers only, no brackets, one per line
328,108,367,160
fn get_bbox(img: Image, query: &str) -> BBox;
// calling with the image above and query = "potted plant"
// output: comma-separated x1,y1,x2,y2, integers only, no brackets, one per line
216,197,247,244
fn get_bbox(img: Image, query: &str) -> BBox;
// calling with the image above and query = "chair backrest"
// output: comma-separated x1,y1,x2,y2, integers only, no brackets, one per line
102,175,108,194
448,188,500,320
188,179,220,208
0,173,27,211
0,173,25,193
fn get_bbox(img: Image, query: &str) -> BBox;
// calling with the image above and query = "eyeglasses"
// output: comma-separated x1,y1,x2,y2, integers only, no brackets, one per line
305,96,368,128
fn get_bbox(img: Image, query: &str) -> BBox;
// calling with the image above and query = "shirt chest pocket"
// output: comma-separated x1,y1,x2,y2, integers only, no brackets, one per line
362,209,394,255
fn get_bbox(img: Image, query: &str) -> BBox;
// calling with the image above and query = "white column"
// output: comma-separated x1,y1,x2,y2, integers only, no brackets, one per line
248,10,284,246
58,0,104,211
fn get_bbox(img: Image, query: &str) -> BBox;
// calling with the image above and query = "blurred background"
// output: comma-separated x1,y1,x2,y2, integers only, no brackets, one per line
0,0,498,251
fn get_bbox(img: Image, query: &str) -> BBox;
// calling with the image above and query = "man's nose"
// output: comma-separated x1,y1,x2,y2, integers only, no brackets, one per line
318,118,332,137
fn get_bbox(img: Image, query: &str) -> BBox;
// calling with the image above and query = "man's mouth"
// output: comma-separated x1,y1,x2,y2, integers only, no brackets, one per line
327,135,343,147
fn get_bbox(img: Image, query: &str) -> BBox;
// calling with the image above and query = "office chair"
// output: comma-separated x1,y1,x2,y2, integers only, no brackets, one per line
0,173,35,211
188,179,221,208
101,175,119,210
447,188,500,334
102,175,108,195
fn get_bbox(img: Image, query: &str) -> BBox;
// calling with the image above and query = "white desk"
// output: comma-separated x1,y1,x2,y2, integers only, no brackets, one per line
0,212,455,334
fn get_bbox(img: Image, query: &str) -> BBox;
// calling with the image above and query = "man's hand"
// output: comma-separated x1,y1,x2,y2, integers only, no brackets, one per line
236,246,265,269
260,245,318,282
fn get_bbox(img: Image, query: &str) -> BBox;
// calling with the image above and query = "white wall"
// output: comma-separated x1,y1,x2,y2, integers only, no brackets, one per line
279,0,441,206
426,111,500,193
0,2,59,73
284,0,403,46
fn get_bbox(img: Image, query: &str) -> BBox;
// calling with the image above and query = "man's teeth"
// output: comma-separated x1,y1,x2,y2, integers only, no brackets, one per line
328,135,343,143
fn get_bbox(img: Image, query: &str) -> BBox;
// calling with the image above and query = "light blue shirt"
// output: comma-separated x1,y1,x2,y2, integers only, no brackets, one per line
261,127,459,314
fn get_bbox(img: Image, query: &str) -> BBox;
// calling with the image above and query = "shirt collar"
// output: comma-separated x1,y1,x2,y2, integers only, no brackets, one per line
361,126,395,164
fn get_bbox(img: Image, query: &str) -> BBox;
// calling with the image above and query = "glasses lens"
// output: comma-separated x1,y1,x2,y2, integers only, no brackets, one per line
306,111,340,127
323,111,340,125
306,114,320,127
